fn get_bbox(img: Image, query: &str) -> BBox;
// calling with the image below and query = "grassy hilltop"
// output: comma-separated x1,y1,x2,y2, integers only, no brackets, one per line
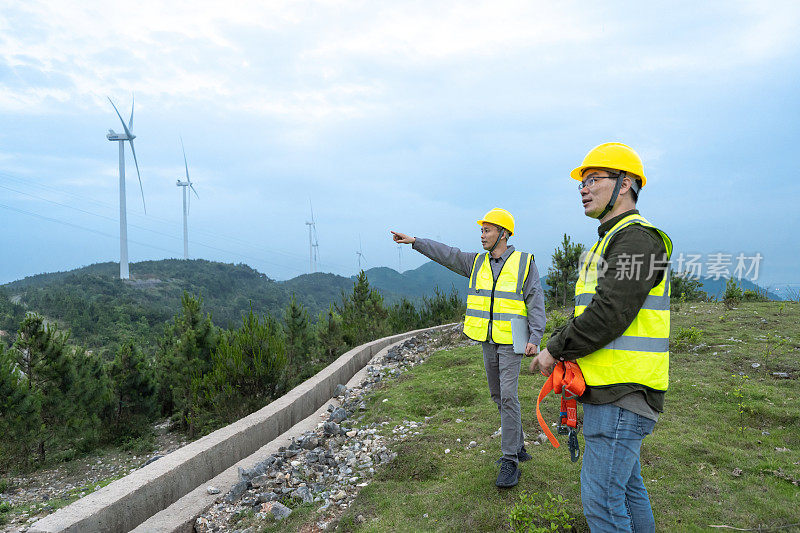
310,301,798,532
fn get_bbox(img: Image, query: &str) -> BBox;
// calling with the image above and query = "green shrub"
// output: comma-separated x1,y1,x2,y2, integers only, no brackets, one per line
508,491,574,533
723,278,743,309
670,272,707,301
540,310,570,346
120,432,157,455
742,288,769,302
671,326,704,352
0,500,11,526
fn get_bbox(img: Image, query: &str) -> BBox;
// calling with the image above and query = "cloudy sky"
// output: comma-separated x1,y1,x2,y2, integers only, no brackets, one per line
1,1,798,292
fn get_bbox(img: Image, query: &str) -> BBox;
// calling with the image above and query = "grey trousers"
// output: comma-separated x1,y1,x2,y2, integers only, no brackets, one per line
482,342,524,464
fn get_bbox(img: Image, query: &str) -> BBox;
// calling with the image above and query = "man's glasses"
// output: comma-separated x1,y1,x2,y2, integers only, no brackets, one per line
578,175,617,191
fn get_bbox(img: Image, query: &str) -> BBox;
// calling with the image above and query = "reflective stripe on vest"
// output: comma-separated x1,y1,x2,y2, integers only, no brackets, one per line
463,250,531,344
574,214,673,391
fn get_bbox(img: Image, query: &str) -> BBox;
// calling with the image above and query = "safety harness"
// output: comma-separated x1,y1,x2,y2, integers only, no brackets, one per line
535,361,586,462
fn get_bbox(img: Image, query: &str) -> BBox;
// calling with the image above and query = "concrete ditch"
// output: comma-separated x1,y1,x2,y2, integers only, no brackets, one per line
29,324,454,533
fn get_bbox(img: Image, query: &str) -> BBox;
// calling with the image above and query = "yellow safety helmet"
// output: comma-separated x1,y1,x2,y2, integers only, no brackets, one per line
570,142,647,187
477,208,515,236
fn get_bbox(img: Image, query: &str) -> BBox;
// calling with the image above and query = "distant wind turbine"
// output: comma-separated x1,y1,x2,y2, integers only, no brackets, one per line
397,243,402,272
356,236,365,270
106,95,146,280
176,138,199,260
305,200,320,273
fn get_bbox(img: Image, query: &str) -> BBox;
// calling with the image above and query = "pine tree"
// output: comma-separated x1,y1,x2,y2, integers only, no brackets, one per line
108,341,157,439
0,344,39,468
156,292,219,438
388,298,420,333
69,348,114,453
336,271,389,347
11,314,75,464
203,308,287,424
283,295,312,365
315,306,346,361
545,234,586,309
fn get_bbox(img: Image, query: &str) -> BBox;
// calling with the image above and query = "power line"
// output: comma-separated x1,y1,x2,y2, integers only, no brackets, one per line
0,202,177,256
0,169,352,272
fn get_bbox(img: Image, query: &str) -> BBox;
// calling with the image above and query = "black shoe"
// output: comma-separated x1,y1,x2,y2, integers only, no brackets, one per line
496,458,520,488
518,446,532,462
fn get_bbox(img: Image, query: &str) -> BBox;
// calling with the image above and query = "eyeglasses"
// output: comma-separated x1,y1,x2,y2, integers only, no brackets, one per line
578,175,616,191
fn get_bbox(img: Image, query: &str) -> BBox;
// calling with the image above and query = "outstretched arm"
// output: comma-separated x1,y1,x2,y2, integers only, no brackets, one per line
389,230,476,278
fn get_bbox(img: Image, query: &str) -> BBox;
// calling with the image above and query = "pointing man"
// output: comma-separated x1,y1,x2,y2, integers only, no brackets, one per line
530,143,672,532
392,208,546,488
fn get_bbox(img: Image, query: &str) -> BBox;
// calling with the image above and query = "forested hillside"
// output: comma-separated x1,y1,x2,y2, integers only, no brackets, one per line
0,259,466,355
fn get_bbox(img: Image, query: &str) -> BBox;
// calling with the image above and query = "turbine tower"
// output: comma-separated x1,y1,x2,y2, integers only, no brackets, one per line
176,138,199,260
106,95,146,280
356,236,365,270
305,200,320,273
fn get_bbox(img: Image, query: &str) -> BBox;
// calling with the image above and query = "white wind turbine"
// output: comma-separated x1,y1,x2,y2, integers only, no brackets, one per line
356,236,366,270
176,138,199,260
106,95,146,280
305,200,320,273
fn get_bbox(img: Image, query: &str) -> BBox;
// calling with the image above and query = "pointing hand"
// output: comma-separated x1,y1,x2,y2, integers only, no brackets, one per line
391,231,415,244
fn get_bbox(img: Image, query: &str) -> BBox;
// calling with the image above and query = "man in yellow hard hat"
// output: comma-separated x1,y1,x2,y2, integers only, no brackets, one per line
530,143,672,532
392,208,546,488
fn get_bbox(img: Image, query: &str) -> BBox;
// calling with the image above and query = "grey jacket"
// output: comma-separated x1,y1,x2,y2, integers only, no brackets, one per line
412,238,546,346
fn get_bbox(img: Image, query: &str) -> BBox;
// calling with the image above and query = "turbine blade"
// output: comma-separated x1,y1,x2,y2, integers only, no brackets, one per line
181,136,190,182
190,183,199,199
309,199,315,224
108,97,135,139
128,139,146,214
128,93,134,131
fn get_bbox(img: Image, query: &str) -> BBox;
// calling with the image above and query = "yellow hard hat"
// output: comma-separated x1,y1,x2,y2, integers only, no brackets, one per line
477,208,515,236
570,142,647,186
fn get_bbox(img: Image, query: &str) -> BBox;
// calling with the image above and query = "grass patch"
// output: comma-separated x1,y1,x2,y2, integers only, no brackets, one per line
378,440,441,482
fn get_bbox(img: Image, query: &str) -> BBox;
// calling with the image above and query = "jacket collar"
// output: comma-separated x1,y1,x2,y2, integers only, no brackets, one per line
598,209,639,238
489,244,515,261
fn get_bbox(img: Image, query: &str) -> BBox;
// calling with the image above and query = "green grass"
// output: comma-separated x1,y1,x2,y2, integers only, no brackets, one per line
316,302,799,532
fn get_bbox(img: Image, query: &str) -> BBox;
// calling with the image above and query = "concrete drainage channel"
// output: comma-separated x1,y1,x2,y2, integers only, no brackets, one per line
29,324,455,533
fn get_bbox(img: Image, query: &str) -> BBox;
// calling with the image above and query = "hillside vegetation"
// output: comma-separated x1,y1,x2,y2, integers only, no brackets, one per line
0,259,465,356
0,270,466,484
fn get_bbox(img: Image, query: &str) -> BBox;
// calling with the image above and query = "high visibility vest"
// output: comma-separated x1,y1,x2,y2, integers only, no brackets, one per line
574,213,673,390
463,250,532,344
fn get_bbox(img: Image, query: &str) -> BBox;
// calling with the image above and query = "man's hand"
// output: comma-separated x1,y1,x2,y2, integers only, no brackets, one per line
529,347,557,376
524,343,539,356
391,231,415,244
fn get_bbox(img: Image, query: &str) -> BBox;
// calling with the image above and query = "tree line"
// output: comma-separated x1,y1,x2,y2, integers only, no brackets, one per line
0,272,464,471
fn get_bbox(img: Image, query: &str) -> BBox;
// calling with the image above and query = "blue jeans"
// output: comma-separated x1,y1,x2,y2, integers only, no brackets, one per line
580,403,656,533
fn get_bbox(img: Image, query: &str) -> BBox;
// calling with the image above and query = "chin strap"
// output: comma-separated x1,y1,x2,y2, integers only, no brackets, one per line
488,227,505,254
597,170,626,220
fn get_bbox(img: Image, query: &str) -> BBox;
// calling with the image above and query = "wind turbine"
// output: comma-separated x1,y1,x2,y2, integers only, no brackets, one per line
107,95,146,280
397,243,402,272
305,200,320,273
356,236,365,270
176,138,199,260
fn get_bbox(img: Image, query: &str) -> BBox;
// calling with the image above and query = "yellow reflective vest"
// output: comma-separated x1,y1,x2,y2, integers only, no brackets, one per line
574,213,673,391
463,250,532,344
